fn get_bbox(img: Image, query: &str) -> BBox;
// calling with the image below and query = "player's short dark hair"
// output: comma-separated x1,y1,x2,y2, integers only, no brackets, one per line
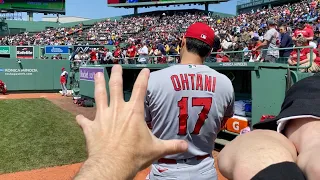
185,38,212,58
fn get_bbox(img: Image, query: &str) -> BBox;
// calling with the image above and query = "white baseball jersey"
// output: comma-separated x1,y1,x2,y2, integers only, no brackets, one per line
145,64,234,159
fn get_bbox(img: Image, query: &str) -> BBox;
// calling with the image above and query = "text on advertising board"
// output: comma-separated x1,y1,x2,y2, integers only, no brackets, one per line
239,0,278,8
73,45,104,53
45,46,69,54
16,46,34,59
222,62,248,66
0,68,38,76
0,46,10,54
79,67,104,82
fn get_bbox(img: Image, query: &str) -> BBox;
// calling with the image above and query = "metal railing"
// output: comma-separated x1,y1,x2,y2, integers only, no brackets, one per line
71,55,180,67
71,46,315,72
210,46,314,71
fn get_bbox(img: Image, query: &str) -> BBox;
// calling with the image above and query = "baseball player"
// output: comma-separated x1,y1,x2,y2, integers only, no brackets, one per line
60,67,68,96
145,22,235,180
0,80,7,95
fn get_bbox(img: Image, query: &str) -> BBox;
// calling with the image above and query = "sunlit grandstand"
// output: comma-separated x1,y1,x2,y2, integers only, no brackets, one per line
0,0,318,64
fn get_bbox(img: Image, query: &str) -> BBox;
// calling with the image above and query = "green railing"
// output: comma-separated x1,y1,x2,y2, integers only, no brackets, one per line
73,46,315,72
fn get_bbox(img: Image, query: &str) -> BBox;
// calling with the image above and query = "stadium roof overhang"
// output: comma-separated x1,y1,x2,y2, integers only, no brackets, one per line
0,9,65,15
108,0,229,8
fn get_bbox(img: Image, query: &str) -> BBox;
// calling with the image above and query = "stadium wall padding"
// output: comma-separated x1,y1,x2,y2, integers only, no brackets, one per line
79,64,293,127
0,59,70,91
2,45,122,60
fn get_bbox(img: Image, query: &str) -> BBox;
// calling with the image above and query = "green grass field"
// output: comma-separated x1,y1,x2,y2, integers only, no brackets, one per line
0,98,86,174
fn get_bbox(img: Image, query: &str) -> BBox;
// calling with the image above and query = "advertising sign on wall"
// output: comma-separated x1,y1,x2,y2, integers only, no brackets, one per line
16,46,34,59
0,46,10,58
0,46,10,54
73,45,104,53
45,46,69,54
79,67,104,82
0,68,38,76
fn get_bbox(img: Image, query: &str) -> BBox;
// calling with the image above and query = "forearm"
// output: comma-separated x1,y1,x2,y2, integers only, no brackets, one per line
299,59,309,64
300,53,317,64
74,156,137,180
255,43,266,50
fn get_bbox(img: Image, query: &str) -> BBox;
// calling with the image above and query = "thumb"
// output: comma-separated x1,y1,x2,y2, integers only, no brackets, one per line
157,139,188,157
76,114,92,134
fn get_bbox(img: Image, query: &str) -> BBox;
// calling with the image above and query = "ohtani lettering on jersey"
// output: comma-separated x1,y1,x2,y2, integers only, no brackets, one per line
170,74,216,92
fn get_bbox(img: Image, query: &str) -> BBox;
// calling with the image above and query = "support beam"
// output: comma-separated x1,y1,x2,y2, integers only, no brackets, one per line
205,3,209,12
27,12,33,21
134,7,138,14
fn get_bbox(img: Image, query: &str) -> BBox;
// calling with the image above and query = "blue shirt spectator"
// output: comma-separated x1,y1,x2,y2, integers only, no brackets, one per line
157,43,166,55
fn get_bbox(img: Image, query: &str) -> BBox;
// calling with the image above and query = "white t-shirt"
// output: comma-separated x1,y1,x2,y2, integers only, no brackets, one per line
309,41,317,49
138,46,149,62
74,54,81,60
138,46,148,55
61,70,68,77
104,52,114,61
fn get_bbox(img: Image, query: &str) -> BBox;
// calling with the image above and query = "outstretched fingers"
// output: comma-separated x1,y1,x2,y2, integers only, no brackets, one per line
130,68,150,109
109,65,124,106
94,72,108,112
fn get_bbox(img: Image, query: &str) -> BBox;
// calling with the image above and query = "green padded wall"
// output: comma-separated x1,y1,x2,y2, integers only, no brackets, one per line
251,68,287,125
0,59,70,91
79,63,298,127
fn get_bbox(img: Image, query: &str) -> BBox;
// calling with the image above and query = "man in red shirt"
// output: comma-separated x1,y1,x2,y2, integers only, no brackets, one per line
126,42,137,64
90,49,98,65
304,21,314,38
288,37,319,72
0,80,7,95
113,46,121,64
293,21,314,42
310,0,317,10
216,49,230,62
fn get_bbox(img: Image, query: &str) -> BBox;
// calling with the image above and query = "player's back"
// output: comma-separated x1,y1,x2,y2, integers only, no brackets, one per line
145,64,234,159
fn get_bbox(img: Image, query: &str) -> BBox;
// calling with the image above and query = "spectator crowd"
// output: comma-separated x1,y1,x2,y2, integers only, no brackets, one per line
2,0,320,72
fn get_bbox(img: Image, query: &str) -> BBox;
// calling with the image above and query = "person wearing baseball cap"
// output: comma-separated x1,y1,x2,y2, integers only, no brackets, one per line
145,22,234,180
218,74,320,180
293,20,314,43
252,19,280,63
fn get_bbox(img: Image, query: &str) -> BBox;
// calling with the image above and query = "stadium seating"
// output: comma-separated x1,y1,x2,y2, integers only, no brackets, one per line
1,0,319,67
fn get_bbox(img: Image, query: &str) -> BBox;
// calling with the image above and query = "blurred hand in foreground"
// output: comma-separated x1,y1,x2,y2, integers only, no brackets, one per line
74,65,188,180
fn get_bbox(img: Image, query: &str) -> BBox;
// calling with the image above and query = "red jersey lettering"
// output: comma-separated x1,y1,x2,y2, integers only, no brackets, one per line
196,74,203,91
171,75,181,91
188,74,195,90
205,75,212,92
180,74,189,90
